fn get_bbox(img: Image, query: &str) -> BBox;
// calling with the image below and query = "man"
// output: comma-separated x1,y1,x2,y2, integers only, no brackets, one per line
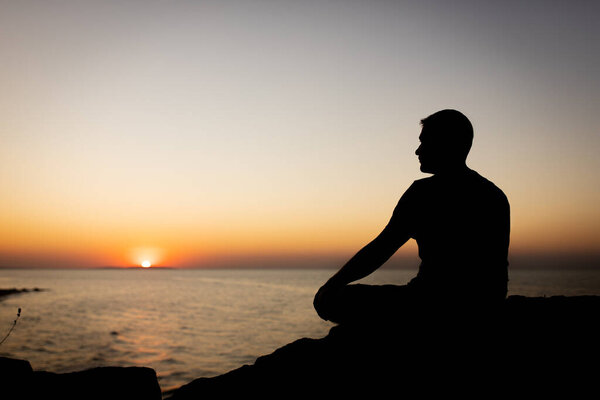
314,109,510,324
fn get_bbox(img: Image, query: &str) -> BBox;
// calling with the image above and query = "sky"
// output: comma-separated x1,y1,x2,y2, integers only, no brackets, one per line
1,0,599,268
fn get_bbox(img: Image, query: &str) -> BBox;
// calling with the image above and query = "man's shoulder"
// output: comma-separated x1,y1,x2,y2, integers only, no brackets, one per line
401,176,433,196
469,170,509,203
396,176,436,206
409,175,436,189
406,170,508,203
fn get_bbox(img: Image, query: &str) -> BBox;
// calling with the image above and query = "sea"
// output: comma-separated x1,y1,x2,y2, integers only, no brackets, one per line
1,267,599,391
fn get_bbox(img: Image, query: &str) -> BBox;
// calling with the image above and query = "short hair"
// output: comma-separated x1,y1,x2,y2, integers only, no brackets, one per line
420,109,474,159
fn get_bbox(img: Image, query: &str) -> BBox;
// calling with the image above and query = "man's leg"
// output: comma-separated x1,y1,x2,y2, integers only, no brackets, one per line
320,284,415,325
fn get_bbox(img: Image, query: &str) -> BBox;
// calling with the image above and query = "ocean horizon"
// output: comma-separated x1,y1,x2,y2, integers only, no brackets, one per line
1,267,599,390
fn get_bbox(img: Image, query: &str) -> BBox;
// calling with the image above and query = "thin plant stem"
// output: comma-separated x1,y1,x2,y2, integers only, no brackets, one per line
0,308,22,346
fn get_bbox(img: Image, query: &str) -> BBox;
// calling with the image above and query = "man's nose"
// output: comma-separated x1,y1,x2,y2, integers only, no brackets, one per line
415,145,421,156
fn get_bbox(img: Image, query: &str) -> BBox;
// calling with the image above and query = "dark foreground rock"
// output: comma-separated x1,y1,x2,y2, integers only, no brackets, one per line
167,295,600,399
0,358,161,400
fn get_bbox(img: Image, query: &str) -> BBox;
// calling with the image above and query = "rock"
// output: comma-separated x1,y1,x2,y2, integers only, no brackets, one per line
0,360,161,400
33,367,162,400
167,295,600,399
0,356,33,397
0,356,33,373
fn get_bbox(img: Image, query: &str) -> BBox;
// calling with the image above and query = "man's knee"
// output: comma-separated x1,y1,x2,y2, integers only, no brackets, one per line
314,284,342,321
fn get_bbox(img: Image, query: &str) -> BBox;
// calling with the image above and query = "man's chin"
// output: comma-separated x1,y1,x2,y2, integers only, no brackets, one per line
419,164,434,174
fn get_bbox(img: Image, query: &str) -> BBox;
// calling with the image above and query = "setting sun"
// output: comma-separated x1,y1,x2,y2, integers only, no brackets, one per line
141,260,151,268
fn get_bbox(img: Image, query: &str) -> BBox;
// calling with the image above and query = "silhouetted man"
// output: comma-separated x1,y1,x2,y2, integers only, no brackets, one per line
314,109,510,324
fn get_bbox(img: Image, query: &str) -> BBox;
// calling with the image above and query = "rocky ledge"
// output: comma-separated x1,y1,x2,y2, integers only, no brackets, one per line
2,295,599,399
166,295,600,398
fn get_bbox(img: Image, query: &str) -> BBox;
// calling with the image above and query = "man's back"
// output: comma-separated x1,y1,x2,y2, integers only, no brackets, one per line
389,168,510,301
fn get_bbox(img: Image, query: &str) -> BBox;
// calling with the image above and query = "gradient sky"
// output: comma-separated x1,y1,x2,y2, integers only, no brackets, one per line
1,0,599,268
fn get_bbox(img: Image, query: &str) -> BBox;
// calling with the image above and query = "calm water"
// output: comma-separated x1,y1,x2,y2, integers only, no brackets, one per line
1,267,599,391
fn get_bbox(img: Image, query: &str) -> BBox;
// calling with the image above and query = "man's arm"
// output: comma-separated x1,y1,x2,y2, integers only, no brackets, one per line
313,183,417,321
321,183,417,289
323,227,409,288
313,223,409,321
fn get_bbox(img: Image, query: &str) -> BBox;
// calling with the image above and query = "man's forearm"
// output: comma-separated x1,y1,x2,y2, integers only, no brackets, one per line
327,237,397,286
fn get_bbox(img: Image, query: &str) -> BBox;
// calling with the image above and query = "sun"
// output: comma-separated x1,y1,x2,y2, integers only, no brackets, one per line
141,260,152,268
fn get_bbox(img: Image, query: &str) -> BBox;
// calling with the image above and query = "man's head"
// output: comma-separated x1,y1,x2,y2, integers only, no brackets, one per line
415,109,473,174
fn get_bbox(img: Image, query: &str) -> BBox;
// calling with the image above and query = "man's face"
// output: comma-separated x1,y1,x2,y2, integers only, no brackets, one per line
415,127,445,174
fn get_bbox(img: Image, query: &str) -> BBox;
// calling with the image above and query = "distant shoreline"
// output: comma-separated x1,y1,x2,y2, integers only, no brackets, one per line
0,288,44,301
